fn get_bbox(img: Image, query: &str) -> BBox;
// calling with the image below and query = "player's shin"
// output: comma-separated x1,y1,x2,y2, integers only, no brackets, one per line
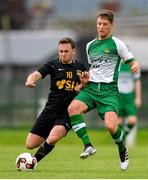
34,141,55,162
110,126,126,153
70,114,90,146
110,126,129,170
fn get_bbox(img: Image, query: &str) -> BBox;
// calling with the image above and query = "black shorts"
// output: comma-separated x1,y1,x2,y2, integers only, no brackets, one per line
30,109,71,139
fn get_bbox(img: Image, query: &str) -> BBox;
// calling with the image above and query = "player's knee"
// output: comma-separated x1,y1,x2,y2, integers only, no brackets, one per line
105,123,116,134
128,116,137,125
46,135,58,145
68,104,75,115
68,102,81,116
26,141,35,150
26,144,34,150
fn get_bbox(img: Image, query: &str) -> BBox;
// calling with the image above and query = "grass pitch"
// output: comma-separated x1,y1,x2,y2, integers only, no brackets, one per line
0,128,148,179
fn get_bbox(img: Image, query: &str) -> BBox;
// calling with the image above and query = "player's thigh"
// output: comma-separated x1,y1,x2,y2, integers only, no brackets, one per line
118,95,126,117
96,93,119,120
68,99,88,115
70,88,95,113
46,115,70,144
122,93,136,117
125,102,137,117
26,133,45,149
46,125,67,144
30,109,54,139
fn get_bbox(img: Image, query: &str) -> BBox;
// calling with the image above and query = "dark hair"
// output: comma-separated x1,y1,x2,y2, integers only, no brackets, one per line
97,9,114,23
58,37,76,49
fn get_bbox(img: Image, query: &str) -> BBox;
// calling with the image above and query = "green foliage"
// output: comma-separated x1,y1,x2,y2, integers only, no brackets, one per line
0,128,148,178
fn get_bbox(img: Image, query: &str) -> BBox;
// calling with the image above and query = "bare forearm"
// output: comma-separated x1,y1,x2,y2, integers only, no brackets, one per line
25,71,42,88
135,80,142,98
135,79,142,108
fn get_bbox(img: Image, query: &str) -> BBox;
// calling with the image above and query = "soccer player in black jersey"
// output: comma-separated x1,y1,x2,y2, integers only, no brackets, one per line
25,37,86,163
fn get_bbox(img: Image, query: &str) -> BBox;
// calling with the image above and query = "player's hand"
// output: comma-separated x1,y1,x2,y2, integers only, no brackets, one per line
25,80,36,88
75,83,83,92
135,97,142,109
80,71,89,85
130,61,140,74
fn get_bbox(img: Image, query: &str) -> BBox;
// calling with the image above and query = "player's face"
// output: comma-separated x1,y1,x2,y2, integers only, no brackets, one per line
97,16,113,40
58,43,76,64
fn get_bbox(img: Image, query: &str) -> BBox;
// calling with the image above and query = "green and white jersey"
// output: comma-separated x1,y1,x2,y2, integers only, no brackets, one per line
86,36,135,84
118,62,140,94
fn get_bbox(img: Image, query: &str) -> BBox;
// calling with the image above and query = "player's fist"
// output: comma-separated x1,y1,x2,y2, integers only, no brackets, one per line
25,80,36,88
130,61,140,74
80,71,89,85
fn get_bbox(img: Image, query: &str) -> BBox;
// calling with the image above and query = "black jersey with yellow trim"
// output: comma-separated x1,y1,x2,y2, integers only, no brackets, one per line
37,58,86,113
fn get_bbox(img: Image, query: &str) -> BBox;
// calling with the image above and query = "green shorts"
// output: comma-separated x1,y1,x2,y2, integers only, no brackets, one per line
119,92,137,117
75,81,119,120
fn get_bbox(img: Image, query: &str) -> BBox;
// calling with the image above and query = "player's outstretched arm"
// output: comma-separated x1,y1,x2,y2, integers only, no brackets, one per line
25,71,42,88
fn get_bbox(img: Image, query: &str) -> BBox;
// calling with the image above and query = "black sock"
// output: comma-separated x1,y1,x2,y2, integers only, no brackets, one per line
85,143,93,149
34,141,55,162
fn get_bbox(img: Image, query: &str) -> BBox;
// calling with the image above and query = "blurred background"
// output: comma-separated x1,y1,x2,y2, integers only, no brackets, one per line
0,0,148,128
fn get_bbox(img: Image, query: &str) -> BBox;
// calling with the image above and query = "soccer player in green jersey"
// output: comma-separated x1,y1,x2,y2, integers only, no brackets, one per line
118,62,142,142
68,10,140,170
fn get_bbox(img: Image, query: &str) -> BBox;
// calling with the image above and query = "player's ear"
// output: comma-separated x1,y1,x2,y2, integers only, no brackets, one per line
72,48,76,57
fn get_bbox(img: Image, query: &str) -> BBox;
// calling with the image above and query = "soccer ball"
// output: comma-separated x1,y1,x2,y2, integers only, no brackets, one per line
16,152,37,171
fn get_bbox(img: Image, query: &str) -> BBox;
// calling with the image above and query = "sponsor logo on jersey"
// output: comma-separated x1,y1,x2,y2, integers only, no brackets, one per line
58,68,65,71
76,70,82,76
104,48,110,53
56,79,78,91
56,79,66,89
90,55,108,68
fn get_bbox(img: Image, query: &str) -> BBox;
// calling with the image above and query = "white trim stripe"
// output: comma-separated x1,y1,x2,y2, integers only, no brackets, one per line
114,131,124,143
72,123,86,132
